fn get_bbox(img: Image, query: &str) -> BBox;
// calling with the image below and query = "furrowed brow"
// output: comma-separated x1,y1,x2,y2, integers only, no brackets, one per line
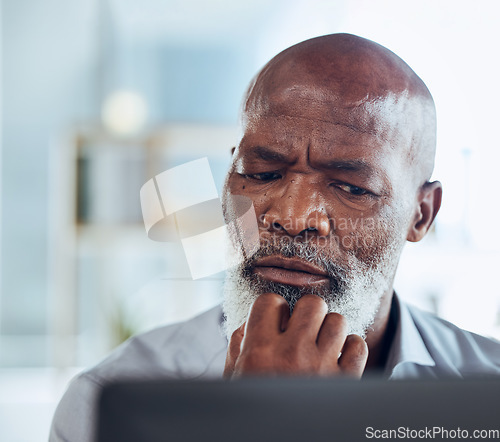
249,146,293,164
322,159,376,178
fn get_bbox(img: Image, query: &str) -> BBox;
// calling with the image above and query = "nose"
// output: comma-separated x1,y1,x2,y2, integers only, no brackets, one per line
261,177,331,238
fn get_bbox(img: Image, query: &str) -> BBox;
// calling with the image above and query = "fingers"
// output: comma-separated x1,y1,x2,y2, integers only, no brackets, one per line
225,293,369,379
285,295,328,342
338,334,369,377
316,312,348,357
223,323,245,379
225,294,289,378
317,313,368,377
244,293,290,345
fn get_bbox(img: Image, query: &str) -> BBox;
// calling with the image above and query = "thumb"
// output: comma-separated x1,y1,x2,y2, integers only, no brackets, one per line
223,322,245,379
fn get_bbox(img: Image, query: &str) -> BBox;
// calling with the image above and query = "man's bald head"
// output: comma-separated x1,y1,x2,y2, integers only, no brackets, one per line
242,33,436,185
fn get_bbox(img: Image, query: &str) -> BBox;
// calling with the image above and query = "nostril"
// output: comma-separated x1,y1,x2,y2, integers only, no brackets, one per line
272,222,282,230
299,227,318,236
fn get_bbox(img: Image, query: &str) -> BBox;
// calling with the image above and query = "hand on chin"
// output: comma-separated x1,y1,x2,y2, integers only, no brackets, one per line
223,293,368,378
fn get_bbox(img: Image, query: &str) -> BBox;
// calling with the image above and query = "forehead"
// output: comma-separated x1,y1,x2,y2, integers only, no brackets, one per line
241,86,414,169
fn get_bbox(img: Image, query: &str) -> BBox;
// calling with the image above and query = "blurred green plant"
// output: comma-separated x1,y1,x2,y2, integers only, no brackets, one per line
107,296,139,348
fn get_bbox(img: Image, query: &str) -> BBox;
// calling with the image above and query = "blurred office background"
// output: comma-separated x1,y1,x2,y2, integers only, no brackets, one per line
1,0,500,439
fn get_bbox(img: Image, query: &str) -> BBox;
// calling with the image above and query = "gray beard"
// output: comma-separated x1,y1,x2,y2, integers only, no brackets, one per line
222,237,398,341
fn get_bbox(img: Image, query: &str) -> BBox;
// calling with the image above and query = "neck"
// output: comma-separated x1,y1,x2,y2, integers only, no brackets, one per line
364,290,397,372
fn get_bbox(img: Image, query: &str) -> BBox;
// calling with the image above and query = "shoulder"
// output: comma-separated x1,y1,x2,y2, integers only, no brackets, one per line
50,305,226,442
49,371,102,442
406,302,500,376
91,303,227,381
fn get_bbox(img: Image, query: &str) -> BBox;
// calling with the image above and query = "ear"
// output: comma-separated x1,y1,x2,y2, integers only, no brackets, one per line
406,181,442,242
230,146,236,156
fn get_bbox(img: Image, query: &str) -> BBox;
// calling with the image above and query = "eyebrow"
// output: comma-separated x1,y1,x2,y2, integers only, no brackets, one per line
249,146,293,164
321,159,376,178
245,146,379,182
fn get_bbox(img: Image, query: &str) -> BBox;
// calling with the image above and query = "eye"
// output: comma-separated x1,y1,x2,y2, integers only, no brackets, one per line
335,183,368,196
245,172,282,181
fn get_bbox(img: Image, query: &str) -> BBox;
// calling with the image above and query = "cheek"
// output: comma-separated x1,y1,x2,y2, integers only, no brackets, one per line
348,213,407,266
223,175,272,231
330,201,408,262
330,216,379,257
234,187,277,229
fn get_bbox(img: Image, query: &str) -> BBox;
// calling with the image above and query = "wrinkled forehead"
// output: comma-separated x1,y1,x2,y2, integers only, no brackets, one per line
238,35,436,185
243,83,428,155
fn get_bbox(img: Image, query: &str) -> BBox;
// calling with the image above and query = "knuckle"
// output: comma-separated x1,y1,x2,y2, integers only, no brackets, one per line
296,294,328,312
256,292,288,308
326,312,348,332
345,335,369,358
298,293,325,305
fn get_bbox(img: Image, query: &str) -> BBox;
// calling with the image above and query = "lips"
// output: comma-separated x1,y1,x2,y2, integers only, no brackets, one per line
252,255,330,287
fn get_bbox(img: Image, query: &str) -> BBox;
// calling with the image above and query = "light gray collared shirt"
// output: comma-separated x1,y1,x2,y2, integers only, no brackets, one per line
49,294,500,441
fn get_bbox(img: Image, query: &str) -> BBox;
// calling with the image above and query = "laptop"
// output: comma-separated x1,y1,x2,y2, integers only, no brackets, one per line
97,377,500,442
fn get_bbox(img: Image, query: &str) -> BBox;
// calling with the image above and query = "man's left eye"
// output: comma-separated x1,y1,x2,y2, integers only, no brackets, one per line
337,184,368,196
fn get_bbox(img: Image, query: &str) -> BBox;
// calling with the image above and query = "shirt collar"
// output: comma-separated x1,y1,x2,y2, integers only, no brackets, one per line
385,293,435,377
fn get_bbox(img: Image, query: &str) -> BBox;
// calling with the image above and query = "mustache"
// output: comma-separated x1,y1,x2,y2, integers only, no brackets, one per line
243,237,349,283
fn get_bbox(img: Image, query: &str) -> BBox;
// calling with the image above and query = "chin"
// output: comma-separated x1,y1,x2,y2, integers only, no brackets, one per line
222,264,389,341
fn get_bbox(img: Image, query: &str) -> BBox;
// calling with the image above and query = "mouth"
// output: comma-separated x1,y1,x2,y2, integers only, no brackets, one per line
252,255,330,288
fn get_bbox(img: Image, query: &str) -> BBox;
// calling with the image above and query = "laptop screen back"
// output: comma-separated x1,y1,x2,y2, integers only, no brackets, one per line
98,378,500,442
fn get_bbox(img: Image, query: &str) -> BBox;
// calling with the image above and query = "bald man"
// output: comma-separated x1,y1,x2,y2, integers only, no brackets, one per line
50,34,500,441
